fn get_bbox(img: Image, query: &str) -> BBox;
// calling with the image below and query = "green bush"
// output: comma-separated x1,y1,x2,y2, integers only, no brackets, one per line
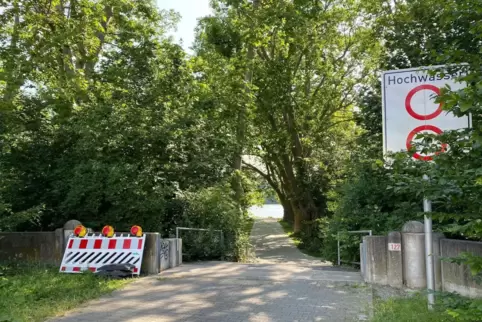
439,292,482,321
168,182,253,262
320,158,422,264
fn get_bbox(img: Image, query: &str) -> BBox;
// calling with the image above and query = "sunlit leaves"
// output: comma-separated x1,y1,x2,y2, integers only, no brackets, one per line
0,0,237,232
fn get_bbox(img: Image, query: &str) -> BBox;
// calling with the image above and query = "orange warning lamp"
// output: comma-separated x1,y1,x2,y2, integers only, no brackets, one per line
73,225,87,237
130,225,143,237
102,225,115,237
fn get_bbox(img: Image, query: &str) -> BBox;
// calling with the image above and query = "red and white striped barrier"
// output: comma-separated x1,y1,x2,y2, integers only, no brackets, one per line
59,233,146,275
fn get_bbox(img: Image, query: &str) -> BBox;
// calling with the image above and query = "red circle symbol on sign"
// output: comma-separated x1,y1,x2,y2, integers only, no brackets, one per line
405,84,443,120
406,125,447,161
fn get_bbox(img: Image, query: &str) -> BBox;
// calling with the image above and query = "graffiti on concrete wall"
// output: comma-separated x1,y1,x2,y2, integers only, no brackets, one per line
160,240,169,260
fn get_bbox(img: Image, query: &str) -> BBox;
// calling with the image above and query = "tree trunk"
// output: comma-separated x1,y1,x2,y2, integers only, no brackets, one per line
289,182,318,233
293,206,302,233
279,193,294,223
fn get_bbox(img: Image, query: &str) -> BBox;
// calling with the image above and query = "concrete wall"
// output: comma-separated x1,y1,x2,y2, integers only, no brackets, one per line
363,236,388,285
0,229,64,265
139,234,183,274
360,242,366,280
433,233,444,291
361,226,482,298
159,238,182,272
402,232,426,289
141,233,161,275
0,228,182,275
441,239,482,298
387,232,403,288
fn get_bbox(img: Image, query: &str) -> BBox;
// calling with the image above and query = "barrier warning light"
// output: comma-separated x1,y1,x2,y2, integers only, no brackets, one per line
130,225,143,237
73,225,87,237
102,225,115,237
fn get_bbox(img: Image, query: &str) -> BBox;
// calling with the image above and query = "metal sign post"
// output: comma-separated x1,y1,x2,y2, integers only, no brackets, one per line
423,175,435,309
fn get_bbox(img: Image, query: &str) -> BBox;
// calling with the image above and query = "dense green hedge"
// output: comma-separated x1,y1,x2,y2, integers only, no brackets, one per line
163,184,253,261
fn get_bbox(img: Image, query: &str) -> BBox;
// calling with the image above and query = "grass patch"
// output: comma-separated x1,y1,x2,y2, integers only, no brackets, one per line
278,219,298,244
372,294,454,322
0,263,132,322
278,219,323,258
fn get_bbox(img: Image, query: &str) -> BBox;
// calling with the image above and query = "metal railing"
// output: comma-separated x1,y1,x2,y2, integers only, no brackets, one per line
337,230,372,266
175,227,224,259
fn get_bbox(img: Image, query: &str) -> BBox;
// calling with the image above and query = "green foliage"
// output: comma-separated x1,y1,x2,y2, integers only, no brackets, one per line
234,216,255,263
383,0,482,278
336,2,482,319
415,6,482,300
0,0,243,237
373,292,482,322
172,183,252,261
0,0,257,264
372,294,454,322
326,0,482,268
329,2,482,318
321,156,424,263
196,0,381,233
439,292,482,321
0,262,130,322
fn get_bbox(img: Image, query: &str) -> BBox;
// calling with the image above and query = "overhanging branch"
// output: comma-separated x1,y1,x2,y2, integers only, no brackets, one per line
242,160,283,197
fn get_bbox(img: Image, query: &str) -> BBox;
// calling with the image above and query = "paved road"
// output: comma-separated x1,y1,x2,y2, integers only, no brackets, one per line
51,219,371,322
250,218,331,266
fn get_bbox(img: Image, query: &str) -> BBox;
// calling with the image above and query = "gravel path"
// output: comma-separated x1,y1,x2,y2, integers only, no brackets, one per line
250,218,331,266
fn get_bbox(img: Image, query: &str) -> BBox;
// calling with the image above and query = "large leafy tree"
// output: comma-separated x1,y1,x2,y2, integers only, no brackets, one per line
0,0,236,231
196,0,381,232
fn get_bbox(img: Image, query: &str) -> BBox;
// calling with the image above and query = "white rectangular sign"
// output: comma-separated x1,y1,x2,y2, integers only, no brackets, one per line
382,66,471,160
388,243,401,251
